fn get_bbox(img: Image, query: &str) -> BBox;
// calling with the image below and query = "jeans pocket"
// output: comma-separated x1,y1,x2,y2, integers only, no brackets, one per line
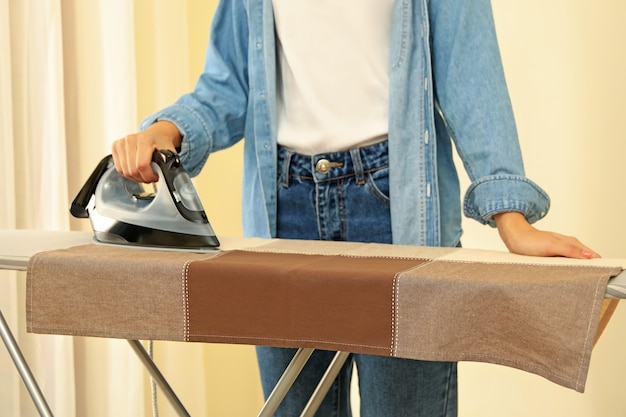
365,167,390,204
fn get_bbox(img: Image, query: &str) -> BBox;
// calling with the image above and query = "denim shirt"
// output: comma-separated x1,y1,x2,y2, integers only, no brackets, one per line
141,0,550,247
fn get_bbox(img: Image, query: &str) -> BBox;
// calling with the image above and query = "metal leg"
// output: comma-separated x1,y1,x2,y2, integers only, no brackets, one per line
300,351,351,417
127,340,191,417
0,309,54,417
257,347,315,417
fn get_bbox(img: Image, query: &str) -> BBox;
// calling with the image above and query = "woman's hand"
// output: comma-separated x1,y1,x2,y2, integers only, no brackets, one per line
494,212,600,259
111,121,182,183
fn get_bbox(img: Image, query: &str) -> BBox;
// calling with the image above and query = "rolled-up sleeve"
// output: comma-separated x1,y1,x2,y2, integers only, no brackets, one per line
464,174,550,227
429,0,550,227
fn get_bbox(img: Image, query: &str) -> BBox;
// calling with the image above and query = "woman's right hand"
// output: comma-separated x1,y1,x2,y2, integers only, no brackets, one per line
111,121,182,183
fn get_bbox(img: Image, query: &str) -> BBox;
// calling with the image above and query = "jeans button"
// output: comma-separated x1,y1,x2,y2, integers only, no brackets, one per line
316,159,331,174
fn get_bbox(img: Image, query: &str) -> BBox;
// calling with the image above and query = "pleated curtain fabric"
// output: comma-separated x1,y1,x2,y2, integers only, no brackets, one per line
0,1,144,416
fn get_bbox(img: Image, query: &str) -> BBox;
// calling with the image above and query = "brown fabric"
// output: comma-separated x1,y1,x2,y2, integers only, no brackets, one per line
185,251,424,354
25,239,624,392
27,244,217,340
392,260,619,392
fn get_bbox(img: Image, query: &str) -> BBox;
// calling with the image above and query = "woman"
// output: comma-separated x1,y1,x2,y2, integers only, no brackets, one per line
112,0,598,415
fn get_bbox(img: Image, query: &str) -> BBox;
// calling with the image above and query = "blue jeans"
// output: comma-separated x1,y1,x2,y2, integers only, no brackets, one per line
256,141,458,417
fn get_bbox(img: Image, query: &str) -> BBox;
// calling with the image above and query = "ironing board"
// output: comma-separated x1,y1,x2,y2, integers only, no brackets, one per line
2,229,625,417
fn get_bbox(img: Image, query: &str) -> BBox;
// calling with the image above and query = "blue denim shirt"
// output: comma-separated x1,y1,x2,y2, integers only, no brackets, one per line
141,0,550,247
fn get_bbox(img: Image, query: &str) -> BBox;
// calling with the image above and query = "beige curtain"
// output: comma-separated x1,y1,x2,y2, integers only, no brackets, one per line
1,0,143,416
1,1,76,416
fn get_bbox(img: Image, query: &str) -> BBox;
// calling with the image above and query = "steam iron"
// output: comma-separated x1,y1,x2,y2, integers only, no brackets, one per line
70,150,220,251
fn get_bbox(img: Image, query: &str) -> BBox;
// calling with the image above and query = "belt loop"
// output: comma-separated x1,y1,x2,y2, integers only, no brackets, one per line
279,148,293,187
350,147,365,185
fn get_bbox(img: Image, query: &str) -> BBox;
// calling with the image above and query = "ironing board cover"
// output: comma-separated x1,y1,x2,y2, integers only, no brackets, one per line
26,238,625,392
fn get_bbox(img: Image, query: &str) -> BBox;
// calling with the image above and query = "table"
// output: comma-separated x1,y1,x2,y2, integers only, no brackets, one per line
2,229,625,416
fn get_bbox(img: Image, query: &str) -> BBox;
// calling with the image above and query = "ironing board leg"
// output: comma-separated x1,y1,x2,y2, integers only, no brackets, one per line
257,347,315,417
300,351,351,417
127,340,191,417
0,309,54,417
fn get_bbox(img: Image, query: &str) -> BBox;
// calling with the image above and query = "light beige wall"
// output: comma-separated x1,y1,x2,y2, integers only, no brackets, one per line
459,1,626,416
130,0,626,416
463,0,626,258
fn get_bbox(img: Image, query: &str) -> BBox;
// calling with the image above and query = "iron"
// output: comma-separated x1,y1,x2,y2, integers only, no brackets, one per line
70,150,220,251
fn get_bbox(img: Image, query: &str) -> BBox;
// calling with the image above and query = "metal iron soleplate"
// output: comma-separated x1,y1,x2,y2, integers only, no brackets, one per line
91,237,221,254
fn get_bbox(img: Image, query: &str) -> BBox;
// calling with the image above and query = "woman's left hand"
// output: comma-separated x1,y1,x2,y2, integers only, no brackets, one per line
493,212,600,259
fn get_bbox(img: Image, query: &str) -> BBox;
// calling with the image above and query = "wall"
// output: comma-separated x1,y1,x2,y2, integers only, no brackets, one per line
458,1,626,416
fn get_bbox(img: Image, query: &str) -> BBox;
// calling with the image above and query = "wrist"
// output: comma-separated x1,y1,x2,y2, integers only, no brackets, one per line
493,211,532,250
493,211,528,229
148,120,183,150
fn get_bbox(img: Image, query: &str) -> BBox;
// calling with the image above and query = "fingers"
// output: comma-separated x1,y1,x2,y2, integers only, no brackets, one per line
112,133,159,183
111,121,182,183
546,232,601,259
494,212,600,260
508,230,601,259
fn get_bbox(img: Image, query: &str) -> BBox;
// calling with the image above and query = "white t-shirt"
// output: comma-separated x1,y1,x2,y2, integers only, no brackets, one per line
272,0,394,155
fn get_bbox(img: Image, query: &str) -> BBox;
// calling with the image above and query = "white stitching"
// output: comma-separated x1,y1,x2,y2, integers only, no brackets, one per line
182,260,192,341
391,273,398,355
392,261,433,356
576,275,606,385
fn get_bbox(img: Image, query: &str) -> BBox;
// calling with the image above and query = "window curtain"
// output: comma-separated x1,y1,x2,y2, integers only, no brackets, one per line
1,1,261,416
0,0,145,416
